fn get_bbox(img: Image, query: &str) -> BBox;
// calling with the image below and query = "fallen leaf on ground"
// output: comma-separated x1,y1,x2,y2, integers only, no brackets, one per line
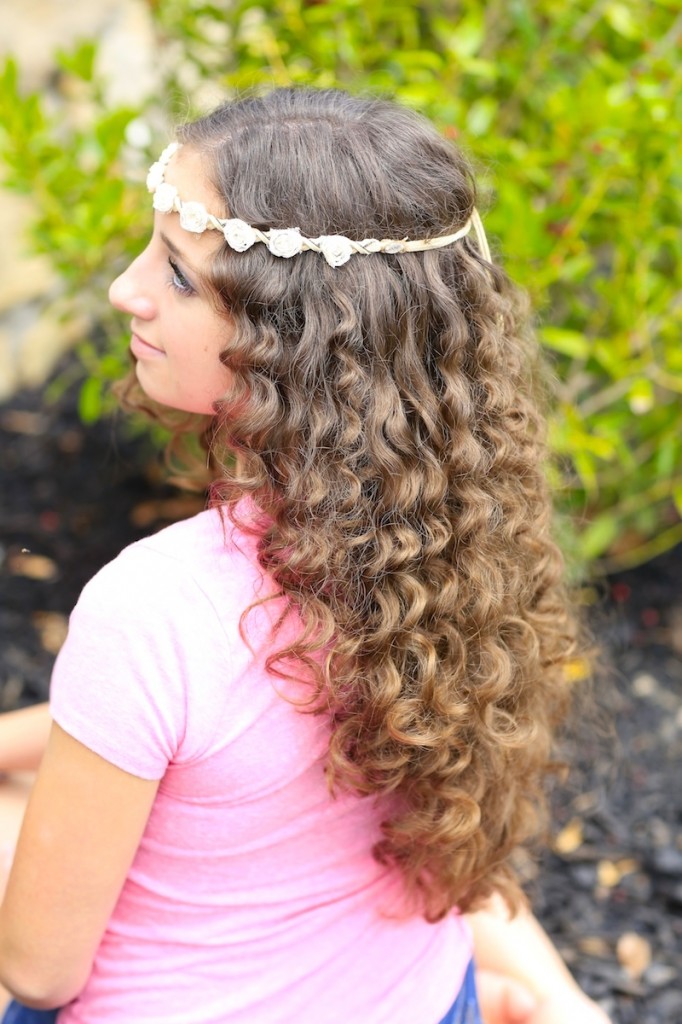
32,611,69,654
554,818,583,854
597,858,639,888
8,553,58,581
616,932,652,979
130,496,205,528
0,410,47,435
578,936,610,958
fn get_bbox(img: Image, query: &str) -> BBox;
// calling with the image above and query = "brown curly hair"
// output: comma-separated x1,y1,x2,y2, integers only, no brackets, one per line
125,88,581,921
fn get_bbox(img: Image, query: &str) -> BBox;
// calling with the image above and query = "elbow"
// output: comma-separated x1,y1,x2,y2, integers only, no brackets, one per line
1,977,82,1012
0,953,86,1011
2,990,63,1012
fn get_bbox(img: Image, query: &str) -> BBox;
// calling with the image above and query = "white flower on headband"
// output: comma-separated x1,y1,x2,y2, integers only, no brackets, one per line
159,142,179,164
316,235,353,268
223,218,257,252
144,141,492,267
153,183,178,214
179,202,209,234
146,161,166,193
267,228,303,259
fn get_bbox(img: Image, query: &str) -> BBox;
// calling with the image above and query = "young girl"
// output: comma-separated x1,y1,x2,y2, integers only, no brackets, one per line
0,89,611,1024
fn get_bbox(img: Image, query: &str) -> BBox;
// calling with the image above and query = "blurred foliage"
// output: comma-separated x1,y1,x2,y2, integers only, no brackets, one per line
0,0,681,572
0,47,145,422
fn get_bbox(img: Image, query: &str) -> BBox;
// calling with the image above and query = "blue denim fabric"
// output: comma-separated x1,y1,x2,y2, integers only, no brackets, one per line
1,1005,58,1024
437,959,483,1024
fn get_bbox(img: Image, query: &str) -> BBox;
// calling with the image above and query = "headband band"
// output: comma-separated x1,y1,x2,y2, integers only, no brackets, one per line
147,142,491,268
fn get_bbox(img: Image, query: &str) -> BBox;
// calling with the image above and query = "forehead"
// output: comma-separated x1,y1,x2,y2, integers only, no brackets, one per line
157,145,226,259
164,145,225,214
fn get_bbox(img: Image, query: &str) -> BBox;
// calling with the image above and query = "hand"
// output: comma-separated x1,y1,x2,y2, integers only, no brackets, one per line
0,772,35,901
515,989,612,1024
0,703,52,775
476,968,538,1023
476,970,612,1024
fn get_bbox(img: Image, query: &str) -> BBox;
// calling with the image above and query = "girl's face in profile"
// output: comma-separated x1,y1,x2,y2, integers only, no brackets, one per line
109,147,232,415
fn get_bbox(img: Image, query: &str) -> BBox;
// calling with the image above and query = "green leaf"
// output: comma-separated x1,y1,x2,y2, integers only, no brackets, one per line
579,515,621,560
436,13,485,58
604,2,642,39
655,436,678,478
539,327,590,359
56,40,97,81
78,375,103,424
673,484,682,519
628,379,654,415
466,97,497,137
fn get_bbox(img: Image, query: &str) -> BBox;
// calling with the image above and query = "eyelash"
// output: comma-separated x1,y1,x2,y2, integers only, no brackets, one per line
167,256,195,296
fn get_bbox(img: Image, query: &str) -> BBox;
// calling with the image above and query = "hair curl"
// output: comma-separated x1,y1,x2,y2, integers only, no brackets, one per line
125,88,581,921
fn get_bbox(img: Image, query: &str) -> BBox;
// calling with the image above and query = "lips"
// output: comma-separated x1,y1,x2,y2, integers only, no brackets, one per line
131,331,165,357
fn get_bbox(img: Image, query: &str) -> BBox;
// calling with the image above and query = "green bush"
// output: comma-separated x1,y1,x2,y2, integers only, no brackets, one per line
0,46,146,422
1,1,680,572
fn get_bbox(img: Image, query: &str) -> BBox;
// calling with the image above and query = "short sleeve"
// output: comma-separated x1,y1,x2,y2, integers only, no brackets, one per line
50,543,225,780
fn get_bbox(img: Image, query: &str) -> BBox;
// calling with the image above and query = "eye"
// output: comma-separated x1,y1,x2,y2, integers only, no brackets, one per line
168,256,195,296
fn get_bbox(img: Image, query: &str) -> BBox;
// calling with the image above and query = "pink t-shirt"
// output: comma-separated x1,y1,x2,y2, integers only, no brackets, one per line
50,504,471,1023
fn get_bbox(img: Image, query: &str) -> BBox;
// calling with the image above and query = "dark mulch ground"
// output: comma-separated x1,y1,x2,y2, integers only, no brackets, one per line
1,363,680,1023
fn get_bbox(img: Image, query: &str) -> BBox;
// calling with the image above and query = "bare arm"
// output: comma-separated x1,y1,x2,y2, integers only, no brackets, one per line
468,893,578,998
0,705,52,775
467,895,611,1023
0,722,158,1009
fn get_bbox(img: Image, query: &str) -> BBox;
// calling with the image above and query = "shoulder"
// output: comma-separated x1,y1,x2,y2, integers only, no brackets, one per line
77,516,209,619
133,500,263,580
75,501,269,633
51,510,246,771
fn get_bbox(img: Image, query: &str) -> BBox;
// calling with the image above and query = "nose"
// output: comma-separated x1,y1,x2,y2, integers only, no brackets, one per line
109,254,156,320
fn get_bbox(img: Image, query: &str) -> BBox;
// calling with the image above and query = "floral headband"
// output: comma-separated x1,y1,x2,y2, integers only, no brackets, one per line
147,142,492,269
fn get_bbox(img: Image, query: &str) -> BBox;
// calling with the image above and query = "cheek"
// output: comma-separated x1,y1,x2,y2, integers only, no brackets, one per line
194,343,233,406
203,321,234,381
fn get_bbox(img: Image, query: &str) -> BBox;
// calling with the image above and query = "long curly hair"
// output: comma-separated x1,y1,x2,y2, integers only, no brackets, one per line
125,88,581,921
